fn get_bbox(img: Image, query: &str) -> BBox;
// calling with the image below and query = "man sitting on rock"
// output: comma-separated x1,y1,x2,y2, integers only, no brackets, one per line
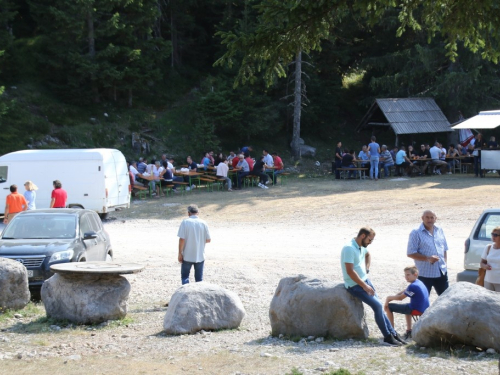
341,227,406,346
384,266,430,340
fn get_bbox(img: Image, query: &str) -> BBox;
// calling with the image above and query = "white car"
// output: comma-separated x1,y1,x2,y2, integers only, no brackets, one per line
457,209,500,283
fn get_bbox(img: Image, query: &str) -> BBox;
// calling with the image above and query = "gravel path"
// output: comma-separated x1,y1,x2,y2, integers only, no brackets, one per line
1,175,500,374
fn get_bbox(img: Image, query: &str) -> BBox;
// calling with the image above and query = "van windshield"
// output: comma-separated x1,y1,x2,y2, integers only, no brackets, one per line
0,166,7,183
2,214,77,239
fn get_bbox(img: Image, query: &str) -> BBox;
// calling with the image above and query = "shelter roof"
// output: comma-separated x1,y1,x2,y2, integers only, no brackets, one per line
357,98,452,135
452,110,500,129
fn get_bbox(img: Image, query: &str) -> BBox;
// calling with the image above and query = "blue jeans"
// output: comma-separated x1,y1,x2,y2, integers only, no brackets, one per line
346,279,396,337
181,261,204,285
370,156,379,179
379,162,394,178
237,171,250,187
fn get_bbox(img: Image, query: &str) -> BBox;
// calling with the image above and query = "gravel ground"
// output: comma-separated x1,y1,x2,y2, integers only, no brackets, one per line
1,174,500,374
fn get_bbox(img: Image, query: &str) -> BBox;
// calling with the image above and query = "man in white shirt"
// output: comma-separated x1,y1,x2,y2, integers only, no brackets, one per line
130,161,145,187
216,158,232,191
429,142,448,175
263,149,273,167
178,205,211,285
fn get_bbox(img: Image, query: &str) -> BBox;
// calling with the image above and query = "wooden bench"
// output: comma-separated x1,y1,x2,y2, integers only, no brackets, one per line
244,175,260,187
132,185,150,199
461,163,473,174
337,168,368,180
278,172,290,186
199,177,216,192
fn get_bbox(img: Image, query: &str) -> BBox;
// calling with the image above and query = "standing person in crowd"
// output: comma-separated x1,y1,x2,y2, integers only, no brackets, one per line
368,136,381,181
23,181,38,210
216,157,232,192
358,145,370,168
240,146,253,154
473,133,485,178
341,227,406,346
3,185,27,224
479,226,500,292
177,205,211,285
407,210,449,296
234,154,250,189
50,180,67,208
379,145,394,178
271,152,284,184
334,141,343,180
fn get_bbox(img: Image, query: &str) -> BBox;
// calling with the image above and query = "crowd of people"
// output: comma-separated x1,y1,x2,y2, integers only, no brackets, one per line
334,133,498,180
127,147,285,195
3,180,67,224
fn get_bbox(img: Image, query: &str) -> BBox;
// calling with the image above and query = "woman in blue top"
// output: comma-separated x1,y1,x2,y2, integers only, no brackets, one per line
368,136,381,180
23,180,38,210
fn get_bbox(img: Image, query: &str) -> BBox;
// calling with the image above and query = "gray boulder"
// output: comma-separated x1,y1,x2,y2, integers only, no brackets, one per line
269,275,368,339
300,145,316,157
413,282,500,351
164,282,245,334
0,258,30,310
41,273,130,324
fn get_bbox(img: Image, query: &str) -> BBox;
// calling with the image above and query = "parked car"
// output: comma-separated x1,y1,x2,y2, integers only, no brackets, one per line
0,209,113,292
457,208,500,283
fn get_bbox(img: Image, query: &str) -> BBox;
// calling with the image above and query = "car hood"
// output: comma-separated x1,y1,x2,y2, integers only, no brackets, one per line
0,239,77,256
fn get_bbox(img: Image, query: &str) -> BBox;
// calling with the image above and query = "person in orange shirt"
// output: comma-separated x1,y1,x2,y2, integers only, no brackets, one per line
4,184,28,224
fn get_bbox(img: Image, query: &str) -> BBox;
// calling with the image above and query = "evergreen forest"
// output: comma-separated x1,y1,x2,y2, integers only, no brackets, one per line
1,0,500,160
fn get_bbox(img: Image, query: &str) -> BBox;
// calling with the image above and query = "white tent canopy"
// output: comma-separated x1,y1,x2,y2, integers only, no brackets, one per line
452,110,500,129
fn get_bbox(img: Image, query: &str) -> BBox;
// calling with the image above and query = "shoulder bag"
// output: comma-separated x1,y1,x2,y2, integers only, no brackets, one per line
476,244,492,287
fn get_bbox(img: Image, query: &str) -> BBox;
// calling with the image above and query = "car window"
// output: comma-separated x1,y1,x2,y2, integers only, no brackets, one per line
1,214,76,239
476,213,500,240
79,215,93,236
87,213,102,232
0,166,7,184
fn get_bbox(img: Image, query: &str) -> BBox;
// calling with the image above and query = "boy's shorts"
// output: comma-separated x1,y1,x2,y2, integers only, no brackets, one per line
388,303,413,315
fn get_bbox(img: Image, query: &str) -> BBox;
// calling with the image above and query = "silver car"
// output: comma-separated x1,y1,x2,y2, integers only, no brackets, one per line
457,209,500,283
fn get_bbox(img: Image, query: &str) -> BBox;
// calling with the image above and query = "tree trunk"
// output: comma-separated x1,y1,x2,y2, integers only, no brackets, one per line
128,88,133,108
291,50,302,160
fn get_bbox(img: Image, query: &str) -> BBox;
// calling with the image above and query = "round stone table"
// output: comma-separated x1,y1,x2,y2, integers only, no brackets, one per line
41,262,144,324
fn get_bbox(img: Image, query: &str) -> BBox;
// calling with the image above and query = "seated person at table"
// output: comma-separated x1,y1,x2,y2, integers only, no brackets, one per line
417,144,431,174
390,146,398,163
214,152,223,166
263,149,274,171
227,151,236,163
384,266,429,340
200,152,211,170
271,152,284,184
244,152,254,171
488,136,498,149
161,161,184,192
235,154,250,189
137,158,148,174
395,146,412,176
447,144,460,172
129,161,145,187
250,156,269,188
208,151,215,165
429,142,449,175
216,157,232,191
341,149,358,179
232,153,240,168
357,145,370,168
152,161,164,197
379,145,394,178
184,156,199,189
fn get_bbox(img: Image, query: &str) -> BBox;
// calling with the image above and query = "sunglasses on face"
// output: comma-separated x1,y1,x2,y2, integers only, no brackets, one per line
491,233,500,237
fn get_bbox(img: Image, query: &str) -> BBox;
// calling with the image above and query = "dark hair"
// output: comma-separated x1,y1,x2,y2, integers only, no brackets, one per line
349,149,354,154
449,144,455,148
9,184,17,193
263,149,269,153
221,157,227,162
357,227,375,237
53,180,62,188
162,161,168,169
271,152,277,156
371,136,376,141
244,152,250,158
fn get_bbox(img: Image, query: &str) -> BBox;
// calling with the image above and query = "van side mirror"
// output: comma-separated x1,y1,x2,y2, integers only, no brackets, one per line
83,231,98,240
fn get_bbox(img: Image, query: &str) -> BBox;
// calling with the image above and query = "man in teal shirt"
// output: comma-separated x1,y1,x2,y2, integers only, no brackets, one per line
341,227,405,346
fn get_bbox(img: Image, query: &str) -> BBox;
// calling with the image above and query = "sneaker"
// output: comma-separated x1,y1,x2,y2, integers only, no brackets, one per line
262,185,269,189
446,172,452,175
191,184,196,189
436,170,441,175
393,333,408,345
173,189,179,194
186,187,191,191
265,180,270,185
383,335,402,346
403,330,412,341
228,188,233,192
258,183,265,189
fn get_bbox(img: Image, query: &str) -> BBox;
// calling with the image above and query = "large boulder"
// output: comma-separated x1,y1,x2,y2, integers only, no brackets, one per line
300,145,316,157
269,275,368,339
0,258,30,310
41,273,130,324
163,282,245,334
413,282,500,351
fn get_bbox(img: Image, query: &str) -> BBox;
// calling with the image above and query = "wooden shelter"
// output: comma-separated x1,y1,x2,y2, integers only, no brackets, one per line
357,98,452,145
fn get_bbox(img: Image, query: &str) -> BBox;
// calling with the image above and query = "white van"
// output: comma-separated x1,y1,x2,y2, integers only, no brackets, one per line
0,148,130,218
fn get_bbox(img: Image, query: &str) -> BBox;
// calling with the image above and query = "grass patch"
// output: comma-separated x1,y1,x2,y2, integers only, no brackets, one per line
0,302,45,324
105,316,135,328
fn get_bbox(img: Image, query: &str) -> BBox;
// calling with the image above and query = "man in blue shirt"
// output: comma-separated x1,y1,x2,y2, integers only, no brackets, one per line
407,210,449,296
384,266,430,340
341,227,406,346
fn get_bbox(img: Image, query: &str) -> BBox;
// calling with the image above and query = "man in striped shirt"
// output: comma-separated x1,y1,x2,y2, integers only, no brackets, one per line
407,210,449,296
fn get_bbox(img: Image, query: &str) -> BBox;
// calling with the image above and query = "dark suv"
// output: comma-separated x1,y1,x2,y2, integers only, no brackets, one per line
0,209,113,291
